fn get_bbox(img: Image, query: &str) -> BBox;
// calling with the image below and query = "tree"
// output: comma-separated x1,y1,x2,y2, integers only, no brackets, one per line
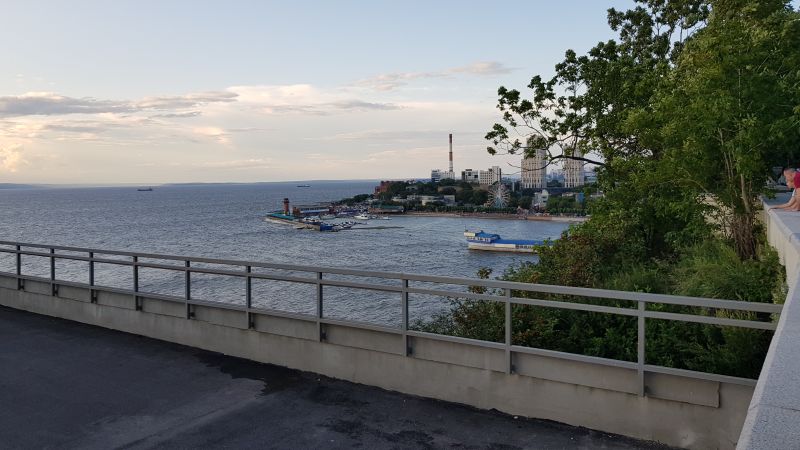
485,0,709,172
470,190,489,205
644,0,800,258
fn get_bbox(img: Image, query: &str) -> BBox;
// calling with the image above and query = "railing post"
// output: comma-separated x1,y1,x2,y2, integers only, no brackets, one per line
316,272,324,341
245,265,253,329
401,278,410,356
637,299,646,396
15,244,22,290
88,251,96,303
505,287,513,374
184,260,192,319
49,247,57,296
132,255,140,311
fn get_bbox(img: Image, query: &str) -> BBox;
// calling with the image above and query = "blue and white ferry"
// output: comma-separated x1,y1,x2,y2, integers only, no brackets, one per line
463,230,549,253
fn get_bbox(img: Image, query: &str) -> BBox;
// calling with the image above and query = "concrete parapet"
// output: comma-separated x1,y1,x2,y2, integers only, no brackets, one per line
738,200,800,449
0,274,754,449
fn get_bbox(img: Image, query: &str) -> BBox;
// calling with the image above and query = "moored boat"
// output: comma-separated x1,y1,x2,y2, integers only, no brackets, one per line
463,230,550,253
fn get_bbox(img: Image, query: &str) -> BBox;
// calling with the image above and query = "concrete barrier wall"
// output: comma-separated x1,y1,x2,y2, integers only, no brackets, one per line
0,275,753,450
738,203,800,449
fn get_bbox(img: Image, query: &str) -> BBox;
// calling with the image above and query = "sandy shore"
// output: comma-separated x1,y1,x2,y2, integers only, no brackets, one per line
403,212,588,223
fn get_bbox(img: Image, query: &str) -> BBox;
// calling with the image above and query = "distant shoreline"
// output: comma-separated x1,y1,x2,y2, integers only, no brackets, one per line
403,212,588,223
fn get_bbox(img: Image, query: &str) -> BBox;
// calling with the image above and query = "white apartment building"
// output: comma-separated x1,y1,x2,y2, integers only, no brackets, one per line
461,169,480,183
479,166,502,186
431,169,455,183
521,149,547,189
563,150,585,188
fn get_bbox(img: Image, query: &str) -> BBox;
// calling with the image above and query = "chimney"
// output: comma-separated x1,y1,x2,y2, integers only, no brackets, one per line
283,198,290,215
449,133,453,173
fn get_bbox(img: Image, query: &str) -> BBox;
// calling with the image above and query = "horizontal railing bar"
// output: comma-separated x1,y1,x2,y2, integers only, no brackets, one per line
0,269,778,327
0,242,782,314
510,297,639,317
510,345,640,370
643,364,757,386
9,250,132,266
406,286,500,302
321,316,402,335
406,329,507,351
644,310,777,330
320,279,403,293
0,241,782,313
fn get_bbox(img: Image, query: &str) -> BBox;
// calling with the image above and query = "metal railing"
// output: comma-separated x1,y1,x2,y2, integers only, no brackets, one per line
0,240,783,394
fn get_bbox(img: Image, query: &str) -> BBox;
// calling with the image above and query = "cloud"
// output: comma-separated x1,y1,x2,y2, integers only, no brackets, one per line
0,92,135,117
352,71,444,91
0,91,236,118
314,129,485,142
353,61,516,91
149,111,202,119
449,61,515,76
195,158,273,169
230,84,400,115
0,144,27,172
193,126,229,144
136,91,237,110
266,100,400,115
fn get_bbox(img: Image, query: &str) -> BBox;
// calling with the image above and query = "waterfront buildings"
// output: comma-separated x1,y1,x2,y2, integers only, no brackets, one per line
521,149,547,189
479,166,502,186
563,150,585,188
533,189,550,208
392,194,456,206
461,168,480,183
431,169,456,183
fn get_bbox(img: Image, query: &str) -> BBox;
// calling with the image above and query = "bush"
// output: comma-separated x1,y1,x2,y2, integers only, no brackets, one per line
416,221,783,378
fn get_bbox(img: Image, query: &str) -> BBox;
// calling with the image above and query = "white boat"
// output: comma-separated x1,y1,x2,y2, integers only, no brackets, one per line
463,230,550,253
320,214,336,220
354,213,370,220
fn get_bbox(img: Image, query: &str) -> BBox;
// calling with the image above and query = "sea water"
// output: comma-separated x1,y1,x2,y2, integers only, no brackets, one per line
0,181,569,325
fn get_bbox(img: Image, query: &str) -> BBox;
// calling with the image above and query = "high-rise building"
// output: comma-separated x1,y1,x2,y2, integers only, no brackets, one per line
563,149,585,188
479,166,502,186
521,149,547,189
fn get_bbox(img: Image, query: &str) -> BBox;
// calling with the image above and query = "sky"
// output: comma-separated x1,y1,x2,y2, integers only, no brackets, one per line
0,0,640,184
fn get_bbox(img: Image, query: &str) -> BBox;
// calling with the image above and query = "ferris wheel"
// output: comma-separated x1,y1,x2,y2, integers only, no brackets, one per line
486,182,510,208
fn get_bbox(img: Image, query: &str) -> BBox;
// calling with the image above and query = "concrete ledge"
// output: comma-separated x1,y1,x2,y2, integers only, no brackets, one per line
142,296,185,317
325,324,403,355
253,313,317,341
738,200,800,449
412,336,505,372
515,352,639,395
0,276,753,449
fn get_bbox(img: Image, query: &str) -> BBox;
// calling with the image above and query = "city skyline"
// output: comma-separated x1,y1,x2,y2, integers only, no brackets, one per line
1,1,636,184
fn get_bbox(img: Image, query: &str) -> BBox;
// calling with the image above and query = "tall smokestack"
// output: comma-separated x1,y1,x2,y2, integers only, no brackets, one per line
449,133,453,173
283,198,290,215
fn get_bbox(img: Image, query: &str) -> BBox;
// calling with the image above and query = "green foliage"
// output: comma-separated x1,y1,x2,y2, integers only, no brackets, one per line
338,193,372,206
518,196,533,209
418,229,782,378
420,1,795,378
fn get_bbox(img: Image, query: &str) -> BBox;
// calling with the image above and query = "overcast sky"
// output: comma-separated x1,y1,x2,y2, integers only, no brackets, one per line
0,0,640,184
